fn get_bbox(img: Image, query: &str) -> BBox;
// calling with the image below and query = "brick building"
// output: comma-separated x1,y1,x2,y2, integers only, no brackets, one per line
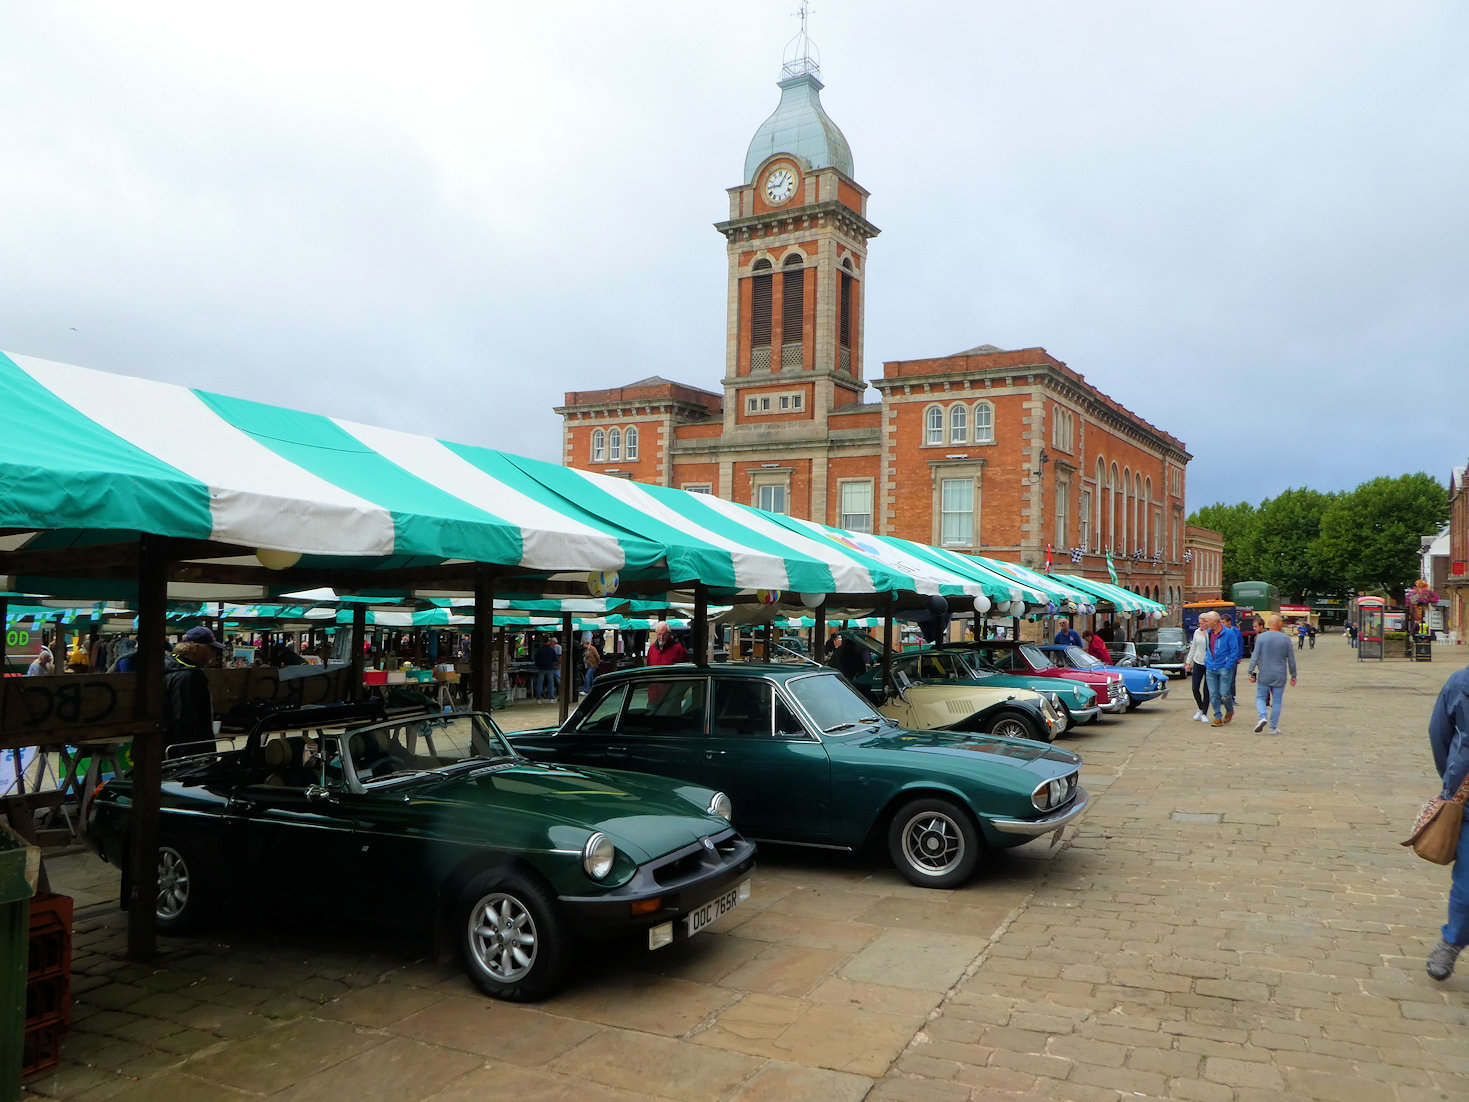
557,50,1192,611
1183,525,1225,603
1446,462,1468,637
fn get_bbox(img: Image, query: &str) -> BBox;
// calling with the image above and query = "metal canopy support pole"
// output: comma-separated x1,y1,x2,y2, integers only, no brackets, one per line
559,615,573,723
693,583,709,666
127,534,169,961
0,598,7,678
882,597,895,695
350,604,367,701
470,567,493,714
814,601,826,665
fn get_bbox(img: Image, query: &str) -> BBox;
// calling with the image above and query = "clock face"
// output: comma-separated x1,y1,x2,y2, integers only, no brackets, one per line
764,166,797,205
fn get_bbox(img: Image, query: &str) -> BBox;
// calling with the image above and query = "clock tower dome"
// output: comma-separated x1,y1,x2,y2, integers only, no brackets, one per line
714,40,879,439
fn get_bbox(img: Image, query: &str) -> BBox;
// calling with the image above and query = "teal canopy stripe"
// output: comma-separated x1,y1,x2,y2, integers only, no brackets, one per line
502,454,903,595
0,352,215,537
757,515,988,600
973,557,1089,605
1053,574,1161,613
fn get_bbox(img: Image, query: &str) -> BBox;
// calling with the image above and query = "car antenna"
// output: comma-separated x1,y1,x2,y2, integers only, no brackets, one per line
774,642,822,667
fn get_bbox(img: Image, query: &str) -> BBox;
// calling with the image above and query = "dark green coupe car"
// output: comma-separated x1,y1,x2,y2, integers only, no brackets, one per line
86,704,755,1001
512,664,1089,889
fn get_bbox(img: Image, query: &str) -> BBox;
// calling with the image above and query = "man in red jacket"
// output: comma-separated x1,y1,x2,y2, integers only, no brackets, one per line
647,621,688,666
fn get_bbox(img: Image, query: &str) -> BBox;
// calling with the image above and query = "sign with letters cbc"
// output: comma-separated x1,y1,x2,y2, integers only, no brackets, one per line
1,664,354,750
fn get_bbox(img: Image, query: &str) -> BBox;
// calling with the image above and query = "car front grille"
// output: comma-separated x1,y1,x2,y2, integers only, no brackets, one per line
651,829,746,887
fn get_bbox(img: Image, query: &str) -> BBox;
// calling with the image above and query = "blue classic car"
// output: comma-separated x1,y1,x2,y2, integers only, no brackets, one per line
1038,645,1169,708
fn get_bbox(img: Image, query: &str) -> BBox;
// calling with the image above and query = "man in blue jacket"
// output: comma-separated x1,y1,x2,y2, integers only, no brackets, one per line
1426,663,1469,980
1202,612,1241,727
1053,619,1084,648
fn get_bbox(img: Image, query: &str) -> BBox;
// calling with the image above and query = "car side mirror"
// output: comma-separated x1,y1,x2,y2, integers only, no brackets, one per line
305,785,334,804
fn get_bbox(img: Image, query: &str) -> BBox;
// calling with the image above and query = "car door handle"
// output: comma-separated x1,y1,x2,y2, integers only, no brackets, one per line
605,744,628,754
704,749,728,758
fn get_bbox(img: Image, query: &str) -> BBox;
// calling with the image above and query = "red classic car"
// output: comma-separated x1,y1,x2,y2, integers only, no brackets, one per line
957,642,1130,716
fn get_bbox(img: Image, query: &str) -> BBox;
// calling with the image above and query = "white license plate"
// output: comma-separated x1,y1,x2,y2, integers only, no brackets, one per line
683,880,747,937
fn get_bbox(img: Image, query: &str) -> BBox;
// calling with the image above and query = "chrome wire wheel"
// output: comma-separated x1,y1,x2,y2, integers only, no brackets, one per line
990,716,1034,741
156,844,191,921
467,892,538,983
900,809,965,877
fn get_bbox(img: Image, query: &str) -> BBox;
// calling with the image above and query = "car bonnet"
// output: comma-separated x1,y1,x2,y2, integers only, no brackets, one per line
840,725,1081,767
414,762,728,863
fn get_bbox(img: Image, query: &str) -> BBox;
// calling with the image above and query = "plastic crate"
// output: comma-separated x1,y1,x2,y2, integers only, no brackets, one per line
363,669,388,686
24,974,68,1026
26,921,67,982
21,1019,63,1078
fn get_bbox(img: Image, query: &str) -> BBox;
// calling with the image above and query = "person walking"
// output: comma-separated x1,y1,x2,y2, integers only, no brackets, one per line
1306,622,1316,649
1347,621,1358,648
1183,614,1212,722
1203,612,1241,727
1247,615,1297,734
1296,621,1308,649
1221,613,1244,714
1424,658,1469,980
1053,619,1083,648
581,635,602,692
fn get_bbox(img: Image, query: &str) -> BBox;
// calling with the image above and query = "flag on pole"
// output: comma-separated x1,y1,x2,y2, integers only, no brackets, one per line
1045,544,1053,574
1106,548,1118,585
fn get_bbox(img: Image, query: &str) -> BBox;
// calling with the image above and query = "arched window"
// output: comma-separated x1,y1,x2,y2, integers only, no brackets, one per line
591,428,606,463
1134,474,1144,553
625,426,639,460
608,428,621,462
1122,467,1132,552
1144,477,1153,551
750,259,773,369
1094,457,1106,550
974,402,994,443
839,258,855,358
924,405,944,445
1108,463,1120,550
781,253,805,368
949,404,968,443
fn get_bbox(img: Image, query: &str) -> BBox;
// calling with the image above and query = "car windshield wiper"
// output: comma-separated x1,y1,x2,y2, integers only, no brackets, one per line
824,716,884,734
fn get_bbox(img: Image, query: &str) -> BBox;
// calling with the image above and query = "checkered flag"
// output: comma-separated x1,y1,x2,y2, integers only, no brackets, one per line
1152,550,1162,564
1183,549,1194,563
1069,546,1084,564
1133,547,1145,561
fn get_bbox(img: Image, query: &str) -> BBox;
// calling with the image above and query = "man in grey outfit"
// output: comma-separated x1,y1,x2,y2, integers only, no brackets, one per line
1247,614,1298,734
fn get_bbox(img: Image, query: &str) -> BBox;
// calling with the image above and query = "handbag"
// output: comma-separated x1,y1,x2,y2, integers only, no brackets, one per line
1403,774,1469,865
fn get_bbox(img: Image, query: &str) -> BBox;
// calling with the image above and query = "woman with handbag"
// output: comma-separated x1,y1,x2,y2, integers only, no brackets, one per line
1425,661,1469,980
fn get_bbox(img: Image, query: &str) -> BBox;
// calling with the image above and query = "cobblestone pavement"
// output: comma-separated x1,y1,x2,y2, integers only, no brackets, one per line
22,638,1469,1101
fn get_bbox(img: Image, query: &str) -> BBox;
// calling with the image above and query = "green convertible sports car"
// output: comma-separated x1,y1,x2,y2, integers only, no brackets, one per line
512,664,1089,890
86,703,755,1001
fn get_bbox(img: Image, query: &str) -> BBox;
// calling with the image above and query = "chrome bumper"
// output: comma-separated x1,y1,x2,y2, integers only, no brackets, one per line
1070,706,1100,723
991,787,1091,836
1100,690,1130,713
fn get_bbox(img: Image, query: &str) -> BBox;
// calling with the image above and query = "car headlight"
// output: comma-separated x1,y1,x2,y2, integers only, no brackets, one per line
582,832,615,880
707,792,733,821
1031,774,1076,811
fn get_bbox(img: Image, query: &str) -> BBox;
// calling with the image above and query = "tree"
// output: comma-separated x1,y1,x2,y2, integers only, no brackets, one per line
1315,473,1448,596
1250,488,1340,601
1187,501,1259,591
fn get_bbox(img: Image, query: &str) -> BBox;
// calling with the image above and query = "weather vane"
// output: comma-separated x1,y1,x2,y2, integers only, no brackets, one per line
782,0,820,80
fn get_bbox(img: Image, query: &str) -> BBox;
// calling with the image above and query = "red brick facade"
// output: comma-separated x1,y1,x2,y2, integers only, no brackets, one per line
1446,464,1468,637
556,66,1193,613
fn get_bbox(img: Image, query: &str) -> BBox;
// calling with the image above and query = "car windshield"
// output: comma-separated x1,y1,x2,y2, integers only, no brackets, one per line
1018,645,1054,669
339,713,516,785
949,651,998,677
1155,628,1185,645
1064,646,1104,669
785,672,885,733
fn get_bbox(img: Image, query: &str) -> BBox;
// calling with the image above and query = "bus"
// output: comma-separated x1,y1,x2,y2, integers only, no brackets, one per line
1229,581,1281,655
1181,599,1235,638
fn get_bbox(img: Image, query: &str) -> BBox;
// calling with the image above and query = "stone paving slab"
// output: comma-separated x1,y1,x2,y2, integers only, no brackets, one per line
20,638,1469,1100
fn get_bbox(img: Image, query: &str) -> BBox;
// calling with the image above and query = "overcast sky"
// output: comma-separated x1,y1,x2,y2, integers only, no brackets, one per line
2,1,1465,514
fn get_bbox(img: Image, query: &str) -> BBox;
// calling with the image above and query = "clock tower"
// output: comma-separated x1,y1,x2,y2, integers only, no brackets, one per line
714,43,879,438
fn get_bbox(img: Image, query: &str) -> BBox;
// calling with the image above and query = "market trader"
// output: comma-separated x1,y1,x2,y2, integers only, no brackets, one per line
647,621,688,666
1053,620,1084,648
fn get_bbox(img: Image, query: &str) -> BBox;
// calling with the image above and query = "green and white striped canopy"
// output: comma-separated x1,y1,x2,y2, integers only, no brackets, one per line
1053,573,1165,614
972,557,1090,607
0,353,906,598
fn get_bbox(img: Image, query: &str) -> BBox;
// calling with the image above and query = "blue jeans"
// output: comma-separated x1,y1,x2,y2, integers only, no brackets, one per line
1204,667,1233,718
1255,682,1284,728
533,669,555,700
1448,818,1469,946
